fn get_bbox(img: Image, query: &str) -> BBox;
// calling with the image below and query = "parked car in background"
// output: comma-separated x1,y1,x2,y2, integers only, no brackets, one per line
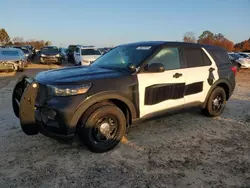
23,45,36,59
237,52,250,59
74,45,101,66
40,46,62,65
59,48,68,61
0,48,26,71
13,46,32,61
228,52,250,68
67,45,78,63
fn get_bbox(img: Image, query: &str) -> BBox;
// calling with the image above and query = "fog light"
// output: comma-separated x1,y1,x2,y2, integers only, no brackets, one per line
32,83,38,88
41,108,57,124
48,110,57,120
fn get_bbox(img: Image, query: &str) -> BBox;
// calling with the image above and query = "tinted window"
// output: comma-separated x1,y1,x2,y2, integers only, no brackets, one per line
148,47,181,70
184,48,204,68
81,49,101,55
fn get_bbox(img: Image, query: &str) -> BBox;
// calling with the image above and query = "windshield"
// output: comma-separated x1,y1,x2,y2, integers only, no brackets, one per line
68,45,77,52
41,47,59,53
91,45,155,69
22,49,29,54
1,50,19,56
81,49,101,55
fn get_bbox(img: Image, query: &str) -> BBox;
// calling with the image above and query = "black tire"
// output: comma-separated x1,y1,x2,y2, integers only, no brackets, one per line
202,87,226,117
78,104,126,153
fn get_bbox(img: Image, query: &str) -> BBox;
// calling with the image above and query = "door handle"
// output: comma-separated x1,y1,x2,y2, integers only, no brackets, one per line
209,67,215,72
173,73,182,78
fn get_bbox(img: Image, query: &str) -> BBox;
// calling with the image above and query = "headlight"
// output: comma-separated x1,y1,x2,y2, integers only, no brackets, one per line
25,54,29,57
48,84,92,96
41,54,46,57
55,54,60,57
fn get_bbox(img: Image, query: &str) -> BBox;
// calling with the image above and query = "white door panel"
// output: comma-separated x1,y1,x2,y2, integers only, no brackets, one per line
138,70,185,118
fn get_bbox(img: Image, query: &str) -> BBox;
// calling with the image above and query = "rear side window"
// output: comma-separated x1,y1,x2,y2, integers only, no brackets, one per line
208,49,230,65
184,48,211,68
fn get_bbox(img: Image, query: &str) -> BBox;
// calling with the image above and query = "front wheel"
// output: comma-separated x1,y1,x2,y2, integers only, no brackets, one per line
202,87,226,117
78,104,126,153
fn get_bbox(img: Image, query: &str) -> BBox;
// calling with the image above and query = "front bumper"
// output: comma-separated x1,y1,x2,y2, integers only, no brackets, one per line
12,76,86,139
40,57,61,64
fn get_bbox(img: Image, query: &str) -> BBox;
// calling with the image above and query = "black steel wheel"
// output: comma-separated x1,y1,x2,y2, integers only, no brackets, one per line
78,104,126,153
202,87,226,117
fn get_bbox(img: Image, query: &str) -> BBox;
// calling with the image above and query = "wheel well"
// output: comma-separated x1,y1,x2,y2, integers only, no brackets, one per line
107,99,131,128
217,83,230,100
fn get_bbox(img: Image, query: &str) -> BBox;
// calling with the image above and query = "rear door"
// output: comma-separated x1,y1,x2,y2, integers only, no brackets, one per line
137,46,186,118
181,47,219,106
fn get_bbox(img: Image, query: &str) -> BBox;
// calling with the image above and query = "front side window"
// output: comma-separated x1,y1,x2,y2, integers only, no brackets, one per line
91,45,155,70
147,47,181,70
81,49,101,55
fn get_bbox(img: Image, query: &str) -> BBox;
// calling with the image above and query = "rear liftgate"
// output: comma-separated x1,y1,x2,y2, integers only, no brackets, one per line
12,75,39,135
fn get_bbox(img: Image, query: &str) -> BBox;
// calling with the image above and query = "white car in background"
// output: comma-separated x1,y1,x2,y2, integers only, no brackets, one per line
237,52,250,59
74,45,101,66
228,52,250,68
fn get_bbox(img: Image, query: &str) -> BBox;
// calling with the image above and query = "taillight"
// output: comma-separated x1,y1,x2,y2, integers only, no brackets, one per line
231,66,237,76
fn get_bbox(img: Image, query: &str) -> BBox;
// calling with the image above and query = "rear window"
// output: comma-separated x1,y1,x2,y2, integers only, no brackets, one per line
184,48,211,68
208,49,231,64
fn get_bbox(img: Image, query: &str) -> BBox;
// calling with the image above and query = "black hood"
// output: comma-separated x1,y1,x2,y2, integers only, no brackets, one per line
35,66,129,85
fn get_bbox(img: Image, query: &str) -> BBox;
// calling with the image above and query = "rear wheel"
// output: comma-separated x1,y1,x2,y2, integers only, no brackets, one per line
202,87,226,117
78,104,126,153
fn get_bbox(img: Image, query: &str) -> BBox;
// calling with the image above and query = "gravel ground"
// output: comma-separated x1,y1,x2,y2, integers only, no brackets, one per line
0,64,250,188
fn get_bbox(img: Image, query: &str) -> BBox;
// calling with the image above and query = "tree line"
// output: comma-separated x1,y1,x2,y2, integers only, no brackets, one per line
183,31,250,52
0,28,52,49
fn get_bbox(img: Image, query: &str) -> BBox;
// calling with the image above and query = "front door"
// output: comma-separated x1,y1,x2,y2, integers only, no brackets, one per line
137,47,186,118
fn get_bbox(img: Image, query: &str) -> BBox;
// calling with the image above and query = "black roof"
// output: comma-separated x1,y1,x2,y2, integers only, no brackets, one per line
120,41,224,51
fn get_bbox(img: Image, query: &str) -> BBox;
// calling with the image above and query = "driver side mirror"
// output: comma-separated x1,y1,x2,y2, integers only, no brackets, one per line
145,63,165,73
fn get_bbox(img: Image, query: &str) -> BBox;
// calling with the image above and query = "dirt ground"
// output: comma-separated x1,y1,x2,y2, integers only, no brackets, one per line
0,63,250,188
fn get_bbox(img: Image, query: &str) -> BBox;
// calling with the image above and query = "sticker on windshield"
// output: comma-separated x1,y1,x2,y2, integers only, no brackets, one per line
136,46,151,50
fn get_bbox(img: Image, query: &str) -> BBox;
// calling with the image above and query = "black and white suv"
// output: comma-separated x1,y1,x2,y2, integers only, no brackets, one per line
12,41,236,153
